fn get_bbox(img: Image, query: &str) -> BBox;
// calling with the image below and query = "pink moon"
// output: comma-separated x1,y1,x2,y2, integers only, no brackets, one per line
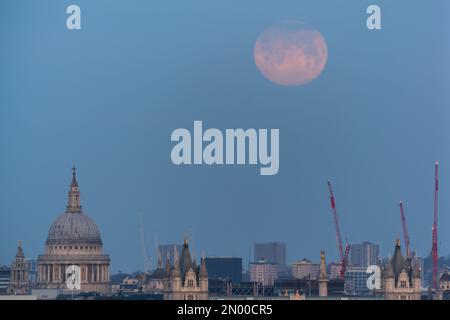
254,20,328,86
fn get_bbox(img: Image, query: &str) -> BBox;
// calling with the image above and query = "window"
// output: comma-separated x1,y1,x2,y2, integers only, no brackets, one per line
400,280,407,288
187,295,194,300
188,279,194,287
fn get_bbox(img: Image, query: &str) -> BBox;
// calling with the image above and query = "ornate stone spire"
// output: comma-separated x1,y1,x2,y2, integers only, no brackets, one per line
319,250,328,280
391,238,405,279
16,240,24,259
199,255,208,278
67,166,82,213
318,250,328,297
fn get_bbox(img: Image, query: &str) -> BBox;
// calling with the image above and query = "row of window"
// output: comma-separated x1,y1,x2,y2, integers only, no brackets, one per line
49,245,100,251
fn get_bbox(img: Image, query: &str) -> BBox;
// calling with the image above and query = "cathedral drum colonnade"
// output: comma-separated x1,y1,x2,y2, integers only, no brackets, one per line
37,167,110,293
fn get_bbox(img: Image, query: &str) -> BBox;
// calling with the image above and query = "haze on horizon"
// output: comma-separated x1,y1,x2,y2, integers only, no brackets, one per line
1,0,450,273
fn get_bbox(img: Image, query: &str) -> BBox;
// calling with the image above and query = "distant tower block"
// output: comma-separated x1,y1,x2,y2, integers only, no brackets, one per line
318,250,329,297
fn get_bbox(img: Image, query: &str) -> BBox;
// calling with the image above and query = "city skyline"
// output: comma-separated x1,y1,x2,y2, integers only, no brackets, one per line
1,164,449,273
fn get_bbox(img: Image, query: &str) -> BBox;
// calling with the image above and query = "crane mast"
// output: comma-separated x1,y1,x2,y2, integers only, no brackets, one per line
327,181,348,278
138,212,151,274
432,162,439,289
153,232,164,268
399,201,412,258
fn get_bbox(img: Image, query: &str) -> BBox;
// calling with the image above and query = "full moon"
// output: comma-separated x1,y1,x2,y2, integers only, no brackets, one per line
254,20,328,86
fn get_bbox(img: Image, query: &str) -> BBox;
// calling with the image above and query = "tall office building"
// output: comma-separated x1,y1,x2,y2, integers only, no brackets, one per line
25,258,37,284
205,257,242,283
254,242,287,275
349,242,379,268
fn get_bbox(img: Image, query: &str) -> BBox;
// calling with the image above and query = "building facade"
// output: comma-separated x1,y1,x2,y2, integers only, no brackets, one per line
163,239,208,300
381,240,421,300
36,167,110,293
345,267,370,296
291,259,319,280
250,259,278,286
25,258,37,284
254,242,287,275
441,272,450,300
350,242,379,268
328,262,343,279
7,242,30,295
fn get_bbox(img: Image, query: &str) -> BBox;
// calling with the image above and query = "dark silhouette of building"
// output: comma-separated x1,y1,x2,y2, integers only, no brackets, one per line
205,257,242,283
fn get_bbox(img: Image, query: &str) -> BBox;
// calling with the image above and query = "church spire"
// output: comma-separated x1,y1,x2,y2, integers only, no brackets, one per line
199,254,208,278
16,240,24,258
67,166,82,213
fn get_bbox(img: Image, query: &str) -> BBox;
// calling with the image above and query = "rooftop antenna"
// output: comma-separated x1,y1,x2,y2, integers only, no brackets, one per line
431,162,439,289
153,232,162,268
138,212,151,273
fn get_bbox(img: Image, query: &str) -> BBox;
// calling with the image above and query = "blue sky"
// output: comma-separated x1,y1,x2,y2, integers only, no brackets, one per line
1,0,449,272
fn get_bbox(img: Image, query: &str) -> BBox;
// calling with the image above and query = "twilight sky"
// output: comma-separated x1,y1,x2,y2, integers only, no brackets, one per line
1,0,450,273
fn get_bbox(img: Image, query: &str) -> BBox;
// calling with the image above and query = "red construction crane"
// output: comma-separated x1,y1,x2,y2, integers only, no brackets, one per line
343,243,351,272
327,180,349,278
432,162,439,289
399,201,412,258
